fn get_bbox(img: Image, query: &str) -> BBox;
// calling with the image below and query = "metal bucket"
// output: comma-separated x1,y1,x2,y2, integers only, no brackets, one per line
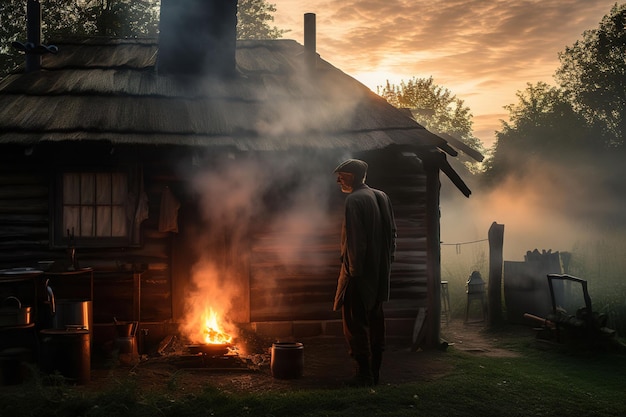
53,299,92,332
39,329,90,384
0,297,32,327
270,342,304,379
0,348,33,385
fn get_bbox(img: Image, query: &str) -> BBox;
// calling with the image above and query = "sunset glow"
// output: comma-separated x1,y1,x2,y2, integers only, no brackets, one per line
272,0,618,146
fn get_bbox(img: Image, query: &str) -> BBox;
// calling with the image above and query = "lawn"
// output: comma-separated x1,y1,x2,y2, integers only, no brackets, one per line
1,328,625,417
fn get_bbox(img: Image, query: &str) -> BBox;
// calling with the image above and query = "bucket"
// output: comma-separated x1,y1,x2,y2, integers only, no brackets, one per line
0,348,32,385
40,329,90,384
53,299,92,332
116,336,139,366
114,321,139,365
270,342,304,379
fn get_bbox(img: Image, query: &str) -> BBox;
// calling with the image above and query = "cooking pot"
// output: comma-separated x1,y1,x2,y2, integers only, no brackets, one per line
0,296,32,327
53,299,91,332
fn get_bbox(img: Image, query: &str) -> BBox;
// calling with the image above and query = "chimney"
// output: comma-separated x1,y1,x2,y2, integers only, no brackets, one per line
304,13,316,71
157,0,238,77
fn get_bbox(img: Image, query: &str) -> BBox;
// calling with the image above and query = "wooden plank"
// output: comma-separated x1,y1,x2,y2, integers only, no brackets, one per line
411,307,427,351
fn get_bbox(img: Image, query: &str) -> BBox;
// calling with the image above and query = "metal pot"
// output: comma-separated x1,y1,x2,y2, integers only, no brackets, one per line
53,299,91,331
0,296,32,327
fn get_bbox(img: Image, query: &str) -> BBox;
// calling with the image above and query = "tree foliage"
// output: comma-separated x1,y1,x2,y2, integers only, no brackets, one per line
378,76,485,171
485,4,626,186
483,82,596,184
0,0,284,77
555,4,626,147
237,0,286,40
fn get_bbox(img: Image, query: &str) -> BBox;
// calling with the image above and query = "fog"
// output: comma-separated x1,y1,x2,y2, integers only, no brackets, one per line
440,152,626,262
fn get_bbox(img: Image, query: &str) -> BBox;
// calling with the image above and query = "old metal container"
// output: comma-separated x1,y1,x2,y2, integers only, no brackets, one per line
39,328,90,384
52,299,91,331
0,297,31,327
270,342,304,379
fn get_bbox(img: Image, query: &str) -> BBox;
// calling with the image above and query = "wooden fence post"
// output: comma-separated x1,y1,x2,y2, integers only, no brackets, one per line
488,222,505,326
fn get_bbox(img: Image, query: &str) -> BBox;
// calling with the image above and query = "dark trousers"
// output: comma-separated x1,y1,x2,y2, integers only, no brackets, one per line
341,281,385,358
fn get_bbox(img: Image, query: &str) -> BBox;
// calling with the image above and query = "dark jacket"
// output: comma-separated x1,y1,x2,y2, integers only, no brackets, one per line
333,184,396,311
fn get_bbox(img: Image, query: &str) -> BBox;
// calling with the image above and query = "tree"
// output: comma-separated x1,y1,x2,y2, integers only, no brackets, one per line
237,0,286,40
555,4,626,147
483,82,595,184
378,76,485,172
1,0,284,77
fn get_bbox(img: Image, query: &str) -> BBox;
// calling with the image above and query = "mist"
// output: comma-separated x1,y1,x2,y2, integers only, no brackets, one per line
440,150,626,263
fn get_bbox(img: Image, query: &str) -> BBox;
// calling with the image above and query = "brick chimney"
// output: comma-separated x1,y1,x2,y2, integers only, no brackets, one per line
157,0,238,77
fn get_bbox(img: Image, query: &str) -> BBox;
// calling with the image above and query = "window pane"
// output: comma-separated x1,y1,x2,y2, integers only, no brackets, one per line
96,173,111,204
96,206,111,237
80,206,94,237
112,206,127,237
112,173,127,204
81,173,95,204
59,170,131,245
63,206,79,234
63,174,80,204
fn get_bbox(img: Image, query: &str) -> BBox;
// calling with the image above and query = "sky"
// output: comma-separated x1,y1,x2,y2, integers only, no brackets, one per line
271,0,620,147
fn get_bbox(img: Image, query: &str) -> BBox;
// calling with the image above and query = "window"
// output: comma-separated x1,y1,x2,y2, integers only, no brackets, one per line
54,171,132,247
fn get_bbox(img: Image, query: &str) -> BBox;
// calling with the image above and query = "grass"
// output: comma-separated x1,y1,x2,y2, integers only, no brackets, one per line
2,336,625,417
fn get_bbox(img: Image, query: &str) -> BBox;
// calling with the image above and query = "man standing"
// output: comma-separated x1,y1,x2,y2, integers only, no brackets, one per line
333,158,396,386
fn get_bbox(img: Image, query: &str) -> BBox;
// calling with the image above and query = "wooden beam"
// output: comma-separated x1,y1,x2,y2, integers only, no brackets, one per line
488,222,505,326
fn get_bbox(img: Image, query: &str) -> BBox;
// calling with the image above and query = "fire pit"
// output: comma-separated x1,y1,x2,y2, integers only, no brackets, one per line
186,343,231,356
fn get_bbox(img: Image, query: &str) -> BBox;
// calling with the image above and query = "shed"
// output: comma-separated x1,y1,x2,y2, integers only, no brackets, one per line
0,0,474,350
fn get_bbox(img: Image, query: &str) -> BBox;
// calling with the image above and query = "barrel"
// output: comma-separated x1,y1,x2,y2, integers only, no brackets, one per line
0,348,32,385
270,342,304,379
39,329,90,384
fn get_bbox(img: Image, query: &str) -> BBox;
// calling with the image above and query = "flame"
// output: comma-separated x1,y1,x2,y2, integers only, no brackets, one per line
201,307,233,345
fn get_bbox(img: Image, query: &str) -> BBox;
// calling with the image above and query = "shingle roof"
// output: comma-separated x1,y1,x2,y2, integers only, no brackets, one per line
0,37,456,155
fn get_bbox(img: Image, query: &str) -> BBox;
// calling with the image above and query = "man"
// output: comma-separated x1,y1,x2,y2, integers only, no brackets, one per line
333,158,396,386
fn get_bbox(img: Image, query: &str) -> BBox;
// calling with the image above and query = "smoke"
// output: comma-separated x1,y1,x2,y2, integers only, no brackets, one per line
441,152,626,262
178,153,337,341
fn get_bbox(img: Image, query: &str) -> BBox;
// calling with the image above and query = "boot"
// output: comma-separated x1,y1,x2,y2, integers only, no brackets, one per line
371,351,382,385
346,355,373,387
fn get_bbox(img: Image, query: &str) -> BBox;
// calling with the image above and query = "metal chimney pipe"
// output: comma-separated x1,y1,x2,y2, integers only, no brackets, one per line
26,0,42,72
304,13,316,71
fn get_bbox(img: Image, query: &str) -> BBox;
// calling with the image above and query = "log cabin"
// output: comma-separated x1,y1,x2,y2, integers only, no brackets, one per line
0,0,478,352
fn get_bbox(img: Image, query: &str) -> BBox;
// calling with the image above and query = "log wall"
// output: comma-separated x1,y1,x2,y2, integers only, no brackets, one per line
249,150,429,321
0,144,173,323
0,145,433,330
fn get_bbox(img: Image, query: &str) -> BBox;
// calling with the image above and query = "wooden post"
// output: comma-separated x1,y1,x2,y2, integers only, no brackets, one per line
487,222,504,326
422,155,442,348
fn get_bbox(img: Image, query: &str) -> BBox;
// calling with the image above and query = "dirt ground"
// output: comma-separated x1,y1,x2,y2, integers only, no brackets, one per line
86,320,531,395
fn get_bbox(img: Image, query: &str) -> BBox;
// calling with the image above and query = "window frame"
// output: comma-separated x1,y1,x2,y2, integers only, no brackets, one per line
51,167,137,249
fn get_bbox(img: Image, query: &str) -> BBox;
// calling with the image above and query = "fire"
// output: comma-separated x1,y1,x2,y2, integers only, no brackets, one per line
201,307,233,345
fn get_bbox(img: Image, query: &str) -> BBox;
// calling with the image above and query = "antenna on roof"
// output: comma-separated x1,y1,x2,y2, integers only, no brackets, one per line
11,0,58,72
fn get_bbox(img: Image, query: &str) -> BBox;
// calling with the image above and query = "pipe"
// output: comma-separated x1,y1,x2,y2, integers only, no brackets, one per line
26,0,42,72
304,13,316,71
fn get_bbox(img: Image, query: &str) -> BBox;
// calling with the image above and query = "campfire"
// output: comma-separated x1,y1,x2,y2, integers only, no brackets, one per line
185,307,236,357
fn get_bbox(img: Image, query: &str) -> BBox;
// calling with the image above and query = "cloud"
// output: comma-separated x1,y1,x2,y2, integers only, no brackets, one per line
273,0,617,122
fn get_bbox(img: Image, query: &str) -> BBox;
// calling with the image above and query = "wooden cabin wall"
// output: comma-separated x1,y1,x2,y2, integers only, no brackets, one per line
249,150,429,322
1,144,432,331
0,144,175,324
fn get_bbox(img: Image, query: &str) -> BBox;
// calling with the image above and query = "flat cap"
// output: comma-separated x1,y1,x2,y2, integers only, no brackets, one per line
333,159,368,178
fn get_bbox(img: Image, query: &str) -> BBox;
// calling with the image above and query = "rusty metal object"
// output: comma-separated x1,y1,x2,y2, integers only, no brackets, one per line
187,343,231,356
